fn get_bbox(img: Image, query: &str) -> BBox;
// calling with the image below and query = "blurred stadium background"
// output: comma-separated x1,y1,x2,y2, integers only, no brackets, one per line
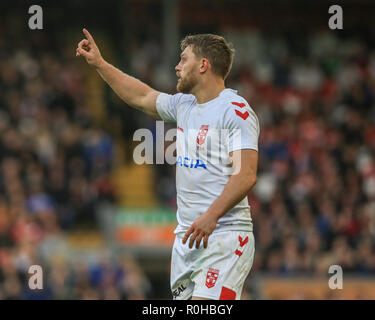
0,0,375,299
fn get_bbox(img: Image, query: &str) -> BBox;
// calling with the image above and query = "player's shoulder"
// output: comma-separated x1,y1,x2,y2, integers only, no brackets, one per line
219,88,254,113
172,92,196,106
219,89,259,129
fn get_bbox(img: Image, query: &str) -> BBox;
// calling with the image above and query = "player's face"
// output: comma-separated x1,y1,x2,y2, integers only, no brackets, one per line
175,46,200,94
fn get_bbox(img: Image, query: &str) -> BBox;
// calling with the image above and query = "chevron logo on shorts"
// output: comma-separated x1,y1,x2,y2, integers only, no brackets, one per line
235,236,249,257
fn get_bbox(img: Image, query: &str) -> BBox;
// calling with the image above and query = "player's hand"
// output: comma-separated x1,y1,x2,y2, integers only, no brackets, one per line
182,212,218,249
76,28,104,68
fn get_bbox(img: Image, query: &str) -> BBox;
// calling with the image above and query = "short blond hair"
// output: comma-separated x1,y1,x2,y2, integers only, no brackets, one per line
180,34,235,80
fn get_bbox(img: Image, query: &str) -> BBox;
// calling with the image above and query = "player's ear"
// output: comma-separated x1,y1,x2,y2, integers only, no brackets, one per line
199,58,210,74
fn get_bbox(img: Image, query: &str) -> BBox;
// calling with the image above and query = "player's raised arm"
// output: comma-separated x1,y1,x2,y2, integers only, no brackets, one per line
76,28,161,118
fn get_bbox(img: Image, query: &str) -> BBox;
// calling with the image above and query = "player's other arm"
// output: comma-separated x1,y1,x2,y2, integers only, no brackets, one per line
205,149,258,220
76,28,161,119
183,149,258,249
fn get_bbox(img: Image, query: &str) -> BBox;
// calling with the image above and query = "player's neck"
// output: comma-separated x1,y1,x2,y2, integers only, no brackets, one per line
193,78,226,104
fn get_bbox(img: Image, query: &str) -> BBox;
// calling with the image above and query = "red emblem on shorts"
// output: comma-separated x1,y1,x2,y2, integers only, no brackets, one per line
205,268,219,288
197,125,209,146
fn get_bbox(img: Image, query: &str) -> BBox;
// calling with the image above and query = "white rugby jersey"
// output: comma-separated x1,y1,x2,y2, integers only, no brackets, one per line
156,88,260,235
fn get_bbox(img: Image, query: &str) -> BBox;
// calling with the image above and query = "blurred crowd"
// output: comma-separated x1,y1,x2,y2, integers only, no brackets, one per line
0,30,156,298
0,246,152,299
1,1,375,300
0,13,142,298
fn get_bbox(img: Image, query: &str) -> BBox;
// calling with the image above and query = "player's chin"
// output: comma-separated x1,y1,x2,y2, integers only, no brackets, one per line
176,81,183,93
176,80,190,94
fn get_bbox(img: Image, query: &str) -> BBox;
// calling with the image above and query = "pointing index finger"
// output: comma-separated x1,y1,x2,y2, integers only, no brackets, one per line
83,28,95,44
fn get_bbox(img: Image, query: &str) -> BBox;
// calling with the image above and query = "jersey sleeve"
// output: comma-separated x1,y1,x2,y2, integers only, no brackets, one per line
156,92,183,123
223,102,260,153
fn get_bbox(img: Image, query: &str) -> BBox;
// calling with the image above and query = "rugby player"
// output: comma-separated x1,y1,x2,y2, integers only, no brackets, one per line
77,29,259,300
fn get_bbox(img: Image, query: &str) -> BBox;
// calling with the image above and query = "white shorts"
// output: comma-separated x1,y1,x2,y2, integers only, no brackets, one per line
170,230,255,300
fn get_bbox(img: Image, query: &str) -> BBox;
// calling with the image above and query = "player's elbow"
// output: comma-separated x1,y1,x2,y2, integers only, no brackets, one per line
248,175,257,190
241,173,256,192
